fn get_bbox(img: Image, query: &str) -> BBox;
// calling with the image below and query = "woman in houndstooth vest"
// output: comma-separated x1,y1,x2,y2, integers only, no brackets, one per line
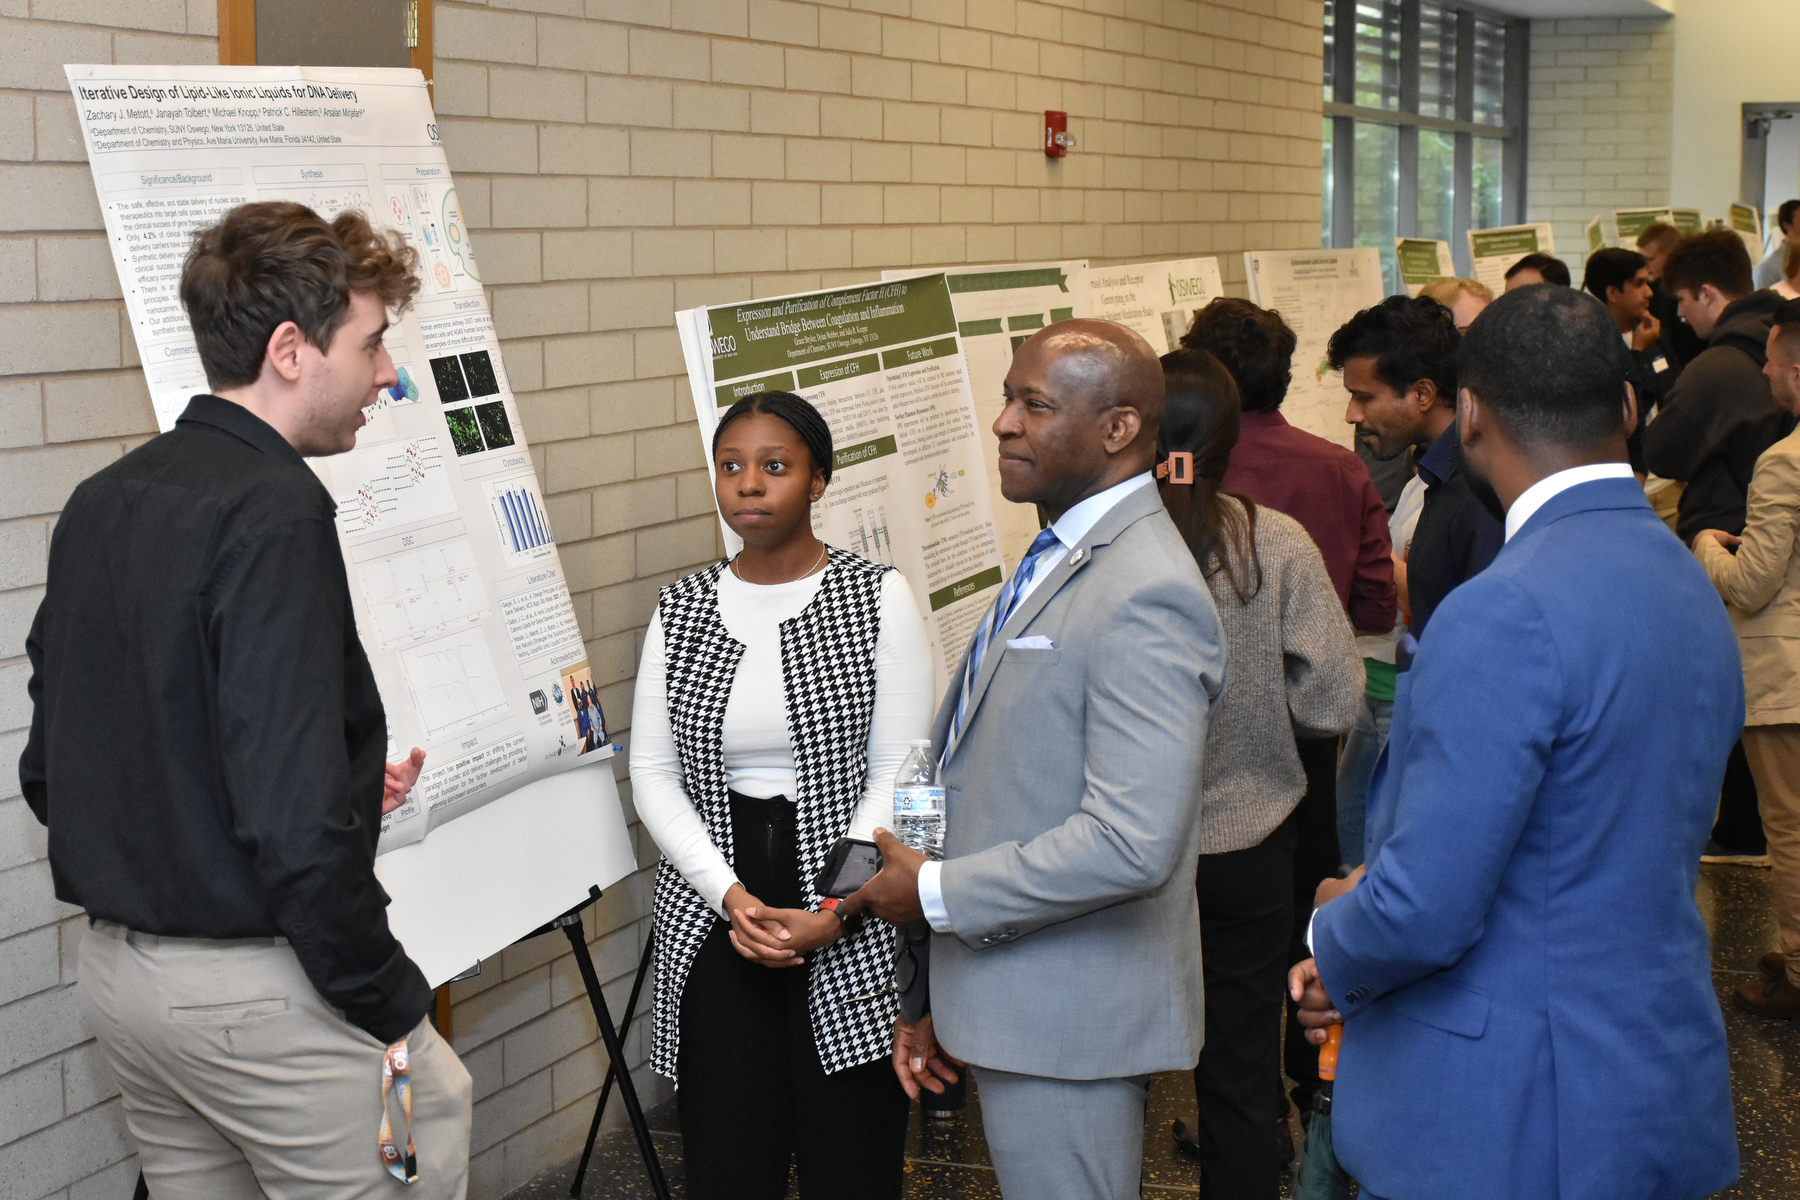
630,391,934,1199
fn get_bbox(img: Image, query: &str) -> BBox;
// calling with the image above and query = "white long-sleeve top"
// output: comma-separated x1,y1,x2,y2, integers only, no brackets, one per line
630,566,935,918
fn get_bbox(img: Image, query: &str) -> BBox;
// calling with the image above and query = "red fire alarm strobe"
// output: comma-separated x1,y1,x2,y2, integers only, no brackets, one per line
1045,110,1075,157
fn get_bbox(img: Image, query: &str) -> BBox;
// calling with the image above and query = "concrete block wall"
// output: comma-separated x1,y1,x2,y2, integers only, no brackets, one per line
1524,15,1674,276
0,1,1326,1196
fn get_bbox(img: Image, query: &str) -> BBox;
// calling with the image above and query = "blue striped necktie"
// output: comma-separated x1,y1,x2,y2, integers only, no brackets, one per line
941,527,1062,766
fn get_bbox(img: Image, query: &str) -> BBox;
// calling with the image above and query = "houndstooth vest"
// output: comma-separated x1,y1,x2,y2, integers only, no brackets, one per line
649,548,901,1082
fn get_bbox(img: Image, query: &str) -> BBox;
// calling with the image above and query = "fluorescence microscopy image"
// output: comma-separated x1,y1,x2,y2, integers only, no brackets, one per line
444,405,484,456
430,354,470,403
474,401,515,450
460,349,501,398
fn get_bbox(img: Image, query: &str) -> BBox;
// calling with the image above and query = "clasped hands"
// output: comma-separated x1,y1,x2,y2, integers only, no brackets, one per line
1287,865,1365,1046
721,827,931,967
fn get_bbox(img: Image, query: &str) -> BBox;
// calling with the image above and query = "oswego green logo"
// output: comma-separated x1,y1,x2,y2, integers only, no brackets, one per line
1168,275,1208,306
711,334,737,357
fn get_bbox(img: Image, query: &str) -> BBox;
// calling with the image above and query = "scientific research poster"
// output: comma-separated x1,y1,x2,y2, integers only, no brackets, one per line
675,275,1006,696
66,65,608,853
1731,203,1765,261
1614,207,1673,245
1242,247,1384,449
1394,238,1454,296
1075,256,1225,353
1587,215,1611,253
1466,223,1556,295
884,262,1084,570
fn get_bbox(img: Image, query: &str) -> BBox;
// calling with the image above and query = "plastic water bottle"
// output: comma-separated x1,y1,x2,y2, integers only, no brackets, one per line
893,739,946,859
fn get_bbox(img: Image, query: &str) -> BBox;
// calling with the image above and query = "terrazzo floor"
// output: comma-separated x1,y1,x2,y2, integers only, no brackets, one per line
507,862,1800,1199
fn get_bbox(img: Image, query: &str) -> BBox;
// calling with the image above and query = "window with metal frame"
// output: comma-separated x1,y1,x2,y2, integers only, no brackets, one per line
1322,0,1528,293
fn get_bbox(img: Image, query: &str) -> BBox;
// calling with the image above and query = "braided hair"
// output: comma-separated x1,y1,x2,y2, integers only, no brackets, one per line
712,391,836,484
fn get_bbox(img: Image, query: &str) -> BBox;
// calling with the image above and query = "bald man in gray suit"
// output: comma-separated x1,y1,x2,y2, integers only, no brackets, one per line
851,320,1225,1199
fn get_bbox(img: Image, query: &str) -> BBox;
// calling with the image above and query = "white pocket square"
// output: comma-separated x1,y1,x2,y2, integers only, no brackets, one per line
1006,635,1055,650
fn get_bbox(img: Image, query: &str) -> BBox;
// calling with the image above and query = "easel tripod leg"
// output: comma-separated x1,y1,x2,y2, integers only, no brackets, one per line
561,922,671,1200
570,932,656,1199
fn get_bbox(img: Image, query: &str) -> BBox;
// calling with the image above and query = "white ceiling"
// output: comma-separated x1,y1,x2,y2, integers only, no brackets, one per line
1474,0,1672,16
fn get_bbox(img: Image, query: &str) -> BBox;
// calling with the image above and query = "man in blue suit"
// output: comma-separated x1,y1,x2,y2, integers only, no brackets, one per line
1290,284,1742,1199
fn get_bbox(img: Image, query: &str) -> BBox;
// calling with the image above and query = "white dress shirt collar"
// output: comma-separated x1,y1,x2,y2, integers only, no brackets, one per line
1010,471,1155,610
1047,471,1155,550
1504,462,1636,542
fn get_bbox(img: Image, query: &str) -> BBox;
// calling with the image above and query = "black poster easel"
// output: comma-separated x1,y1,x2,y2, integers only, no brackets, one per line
515,886,669,1200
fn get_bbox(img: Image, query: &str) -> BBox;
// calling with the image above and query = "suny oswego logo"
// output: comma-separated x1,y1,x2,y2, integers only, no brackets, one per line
1168,272,1212,308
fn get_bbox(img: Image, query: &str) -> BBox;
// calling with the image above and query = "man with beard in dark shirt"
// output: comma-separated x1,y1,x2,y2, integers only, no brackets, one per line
1333,296,1504,647
20,202,472,1198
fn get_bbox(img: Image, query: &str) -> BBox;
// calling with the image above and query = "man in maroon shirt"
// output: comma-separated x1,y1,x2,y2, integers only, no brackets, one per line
1185,298,1397,632
1182,297,1398,1156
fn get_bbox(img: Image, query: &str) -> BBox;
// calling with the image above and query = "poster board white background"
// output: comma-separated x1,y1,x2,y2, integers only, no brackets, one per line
376,762,637,985
883,261,1086,571
64,63,637,985
1242,247,1385,449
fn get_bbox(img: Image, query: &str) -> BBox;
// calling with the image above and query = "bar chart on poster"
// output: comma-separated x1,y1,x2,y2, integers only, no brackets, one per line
65,63,636,983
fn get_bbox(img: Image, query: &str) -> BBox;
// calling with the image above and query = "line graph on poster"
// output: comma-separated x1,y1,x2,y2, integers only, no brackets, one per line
357,537,491,650
330,434,458,539
400,629,511,738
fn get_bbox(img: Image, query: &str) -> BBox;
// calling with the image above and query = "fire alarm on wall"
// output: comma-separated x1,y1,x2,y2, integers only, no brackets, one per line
1044,110,1076,157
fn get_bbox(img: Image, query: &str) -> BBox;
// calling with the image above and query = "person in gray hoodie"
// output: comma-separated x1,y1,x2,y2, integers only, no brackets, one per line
1644,229,1795,545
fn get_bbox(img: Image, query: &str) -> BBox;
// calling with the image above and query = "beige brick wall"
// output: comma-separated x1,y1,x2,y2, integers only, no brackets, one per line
0,1,1325,1196
1524,15,1674,277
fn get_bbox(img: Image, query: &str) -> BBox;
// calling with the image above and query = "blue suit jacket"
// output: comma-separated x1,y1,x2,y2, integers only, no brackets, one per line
1313,478,1742,1200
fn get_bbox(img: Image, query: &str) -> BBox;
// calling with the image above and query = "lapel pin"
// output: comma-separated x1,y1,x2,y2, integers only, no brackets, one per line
1069,548,1086,566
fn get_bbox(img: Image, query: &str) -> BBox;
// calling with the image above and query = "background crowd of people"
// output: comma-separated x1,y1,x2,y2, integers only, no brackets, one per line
23,197,1792,1200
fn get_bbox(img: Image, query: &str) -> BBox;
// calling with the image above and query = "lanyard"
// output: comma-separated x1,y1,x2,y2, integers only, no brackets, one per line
378,1038,418,1185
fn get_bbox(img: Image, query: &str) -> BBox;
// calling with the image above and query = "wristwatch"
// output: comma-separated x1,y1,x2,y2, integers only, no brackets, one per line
819,896,865,938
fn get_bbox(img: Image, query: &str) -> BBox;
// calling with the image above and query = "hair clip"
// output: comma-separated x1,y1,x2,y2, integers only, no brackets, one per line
1155,452,1194,484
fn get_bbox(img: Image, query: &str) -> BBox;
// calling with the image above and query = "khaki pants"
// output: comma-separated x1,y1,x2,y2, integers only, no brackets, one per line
79,921,472,1200
1741,725,1800,987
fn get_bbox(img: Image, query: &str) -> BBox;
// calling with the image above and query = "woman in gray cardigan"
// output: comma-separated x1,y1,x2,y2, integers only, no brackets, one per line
1156,348,1364,1200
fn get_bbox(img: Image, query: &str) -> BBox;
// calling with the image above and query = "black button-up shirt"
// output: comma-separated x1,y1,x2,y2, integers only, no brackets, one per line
1407,422,1504,643
20,395,432,1043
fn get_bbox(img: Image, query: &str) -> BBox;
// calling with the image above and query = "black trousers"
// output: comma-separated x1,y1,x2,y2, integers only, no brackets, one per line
1192,817,1298,1200
675,792,910,1200
1713,738,1767,853
1284,735,1340,1109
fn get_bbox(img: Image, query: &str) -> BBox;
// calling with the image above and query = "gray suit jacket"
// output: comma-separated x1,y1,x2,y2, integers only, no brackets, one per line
927,480,1225,1080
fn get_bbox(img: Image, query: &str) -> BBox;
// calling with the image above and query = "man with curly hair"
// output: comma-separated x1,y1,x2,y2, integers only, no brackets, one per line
20,202,473,1199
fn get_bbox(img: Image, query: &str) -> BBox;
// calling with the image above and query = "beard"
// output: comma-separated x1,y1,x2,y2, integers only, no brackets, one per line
1358,423,1415,462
